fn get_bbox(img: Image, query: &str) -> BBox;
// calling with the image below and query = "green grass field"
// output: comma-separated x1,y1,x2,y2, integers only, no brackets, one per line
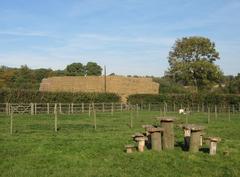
0,111,240,177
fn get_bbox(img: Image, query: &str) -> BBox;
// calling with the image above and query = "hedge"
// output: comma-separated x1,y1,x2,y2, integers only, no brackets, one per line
127,93,240,106
0,89,120,103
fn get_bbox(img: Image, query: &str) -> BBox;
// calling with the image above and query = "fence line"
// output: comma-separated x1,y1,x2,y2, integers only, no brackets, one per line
0,102,240,115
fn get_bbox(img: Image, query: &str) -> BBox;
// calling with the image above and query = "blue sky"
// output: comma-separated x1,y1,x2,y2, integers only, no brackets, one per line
0,0,240,76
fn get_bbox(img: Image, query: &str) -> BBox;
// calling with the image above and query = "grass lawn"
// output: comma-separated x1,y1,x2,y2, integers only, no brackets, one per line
0,111,240,177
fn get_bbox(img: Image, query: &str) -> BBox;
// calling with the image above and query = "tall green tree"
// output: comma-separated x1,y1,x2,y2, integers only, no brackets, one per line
65,63,85,76
168,36,223,91
168,36,220,67
85,62,102,76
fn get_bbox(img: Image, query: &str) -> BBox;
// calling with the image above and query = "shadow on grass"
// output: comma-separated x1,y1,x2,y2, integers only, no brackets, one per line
199,147,209,153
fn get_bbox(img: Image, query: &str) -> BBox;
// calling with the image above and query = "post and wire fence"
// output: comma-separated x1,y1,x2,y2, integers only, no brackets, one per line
0,102,239,134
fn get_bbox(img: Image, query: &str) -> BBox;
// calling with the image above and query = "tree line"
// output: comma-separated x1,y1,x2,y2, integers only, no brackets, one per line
0,62,102,90
0,36,239,94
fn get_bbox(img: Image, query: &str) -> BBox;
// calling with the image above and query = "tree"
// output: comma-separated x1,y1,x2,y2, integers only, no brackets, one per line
34,68,53,82
168,36,223,91
168,36,220,67
224,74,240,94
65,63,85,76
85,62,102,76
12,65,36,89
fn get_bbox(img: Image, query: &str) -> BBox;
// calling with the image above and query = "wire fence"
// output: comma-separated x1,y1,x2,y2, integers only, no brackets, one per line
0,102,240,115
1,102,239,135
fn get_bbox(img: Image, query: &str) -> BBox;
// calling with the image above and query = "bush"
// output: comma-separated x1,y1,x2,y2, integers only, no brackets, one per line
127,93,240,106
0,89,120,103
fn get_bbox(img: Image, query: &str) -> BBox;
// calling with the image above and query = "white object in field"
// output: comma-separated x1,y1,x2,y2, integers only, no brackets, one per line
179,109,186,114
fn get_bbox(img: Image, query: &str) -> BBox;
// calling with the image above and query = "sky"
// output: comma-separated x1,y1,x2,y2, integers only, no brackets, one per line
0,0,240,76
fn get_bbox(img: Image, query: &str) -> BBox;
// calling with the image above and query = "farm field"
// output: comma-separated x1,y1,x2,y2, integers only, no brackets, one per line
0,111,240,177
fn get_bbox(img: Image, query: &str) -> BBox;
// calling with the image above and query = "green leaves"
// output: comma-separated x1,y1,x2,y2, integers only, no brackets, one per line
168,36,222,91
0,89,120,103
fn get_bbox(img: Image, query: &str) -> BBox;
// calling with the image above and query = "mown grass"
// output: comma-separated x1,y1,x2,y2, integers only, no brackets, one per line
0,111,240,177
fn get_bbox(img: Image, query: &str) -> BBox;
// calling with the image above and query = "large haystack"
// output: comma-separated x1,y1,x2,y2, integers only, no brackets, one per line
39,76,159,102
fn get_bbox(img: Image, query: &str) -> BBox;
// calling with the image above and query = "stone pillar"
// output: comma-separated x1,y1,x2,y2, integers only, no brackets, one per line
125,145,135,153
132,133,146,152
135,137,146,152
161,118,175,150
147,127,164,151
209,137,221,156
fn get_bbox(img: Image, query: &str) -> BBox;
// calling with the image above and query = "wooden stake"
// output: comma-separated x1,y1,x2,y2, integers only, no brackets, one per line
68,104,70,115
121,103,123,112
31,103,34,115
93,110,97,130
47,103,50,114
228,107,231,121
148,103,151,111
215,105,218,119
10,109,13,134
130,110,133,128
136,104,139,118
111,103,114,115
88,104,91,117
34,103,37,115
208,107,210,123
82,103,84,113
163,104,166,116
71,103,74,114
54,104,58,132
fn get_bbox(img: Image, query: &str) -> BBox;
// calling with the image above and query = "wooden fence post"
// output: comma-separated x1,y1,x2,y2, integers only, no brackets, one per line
165,102,168,113
54,103,58,132
163,103,166,116
208,106,210,123
136,104,139,119
93,109,97,130
68,104,70,115
111,103,114,115
35,103,37,115
173,102,176,112
215,105,218,119
71,103,74,114
31,103,34,115
197,104,200,112
228,106,231,121
88,104,91,117
92,103,95,112
159,107,162,117
47,103,50,114
130,110,133,128
148,103,151,111
82,103,84,113
121,103,123,112
10,109,13,134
